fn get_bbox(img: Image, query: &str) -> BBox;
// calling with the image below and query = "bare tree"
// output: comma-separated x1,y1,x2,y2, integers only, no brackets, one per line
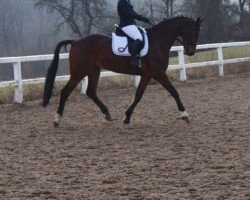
159,0,175,18
0,0,26,55
142,0,179,23
237,0,250,26
239,0,247,13
180,0,226,43
235,0,250,39
35,0,113,37
0,1,9,53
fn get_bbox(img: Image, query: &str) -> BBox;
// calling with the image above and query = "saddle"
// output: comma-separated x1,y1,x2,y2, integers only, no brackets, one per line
112,25,149,57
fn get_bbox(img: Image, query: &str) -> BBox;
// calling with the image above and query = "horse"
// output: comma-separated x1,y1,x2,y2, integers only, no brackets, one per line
42,16,203,127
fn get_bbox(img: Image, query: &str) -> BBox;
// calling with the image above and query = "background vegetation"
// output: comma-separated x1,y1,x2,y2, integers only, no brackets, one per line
1,0,250,58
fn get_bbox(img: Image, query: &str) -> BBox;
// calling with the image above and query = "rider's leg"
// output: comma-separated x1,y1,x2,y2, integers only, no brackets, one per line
121,25,143,67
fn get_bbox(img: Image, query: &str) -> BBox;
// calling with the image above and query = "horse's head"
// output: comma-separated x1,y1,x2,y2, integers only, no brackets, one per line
180,17,203,56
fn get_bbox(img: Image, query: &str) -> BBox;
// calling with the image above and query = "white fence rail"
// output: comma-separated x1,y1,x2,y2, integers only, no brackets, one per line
0,41,250,103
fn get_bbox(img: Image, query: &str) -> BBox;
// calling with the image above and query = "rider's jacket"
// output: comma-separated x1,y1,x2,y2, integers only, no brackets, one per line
117,0,144,27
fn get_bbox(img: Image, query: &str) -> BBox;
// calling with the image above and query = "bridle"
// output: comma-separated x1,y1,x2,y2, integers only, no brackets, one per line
176,37,186,46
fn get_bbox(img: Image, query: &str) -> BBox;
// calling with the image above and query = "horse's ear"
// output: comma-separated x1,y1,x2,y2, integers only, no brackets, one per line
196,17,204,27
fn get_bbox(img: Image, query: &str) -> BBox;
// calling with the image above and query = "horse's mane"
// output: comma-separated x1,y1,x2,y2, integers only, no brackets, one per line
162,15,193,22
147,16,195,32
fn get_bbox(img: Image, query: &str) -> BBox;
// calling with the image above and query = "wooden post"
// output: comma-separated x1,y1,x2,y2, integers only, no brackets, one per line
80,77,88,95
217,46,224,77
178,50,187,81
13,62,23,103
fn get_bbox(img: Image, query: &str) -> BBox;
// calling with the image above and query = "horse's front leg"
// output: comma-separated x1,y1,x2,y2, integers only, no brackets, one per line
154,72,190,123
124,76,151,124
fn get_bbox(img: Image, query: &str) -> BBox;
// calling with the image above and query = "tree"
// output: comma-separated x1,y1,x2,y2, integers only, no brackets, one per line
197,0,224,43
159,0,175,18
238,0,249,26
142,0,179,23
181,0,228,43
0,0,26,55
237,0,250,39
35,0,113,37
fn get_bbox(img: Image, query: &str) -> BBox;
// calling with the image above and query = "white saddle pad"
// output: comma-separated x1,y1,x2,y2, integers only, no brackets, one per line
112,28,149,57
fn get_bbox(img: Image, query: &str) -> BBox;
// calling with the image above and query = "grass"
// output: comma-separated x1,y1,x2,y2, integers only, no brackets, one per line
169,45,250,65
0,76,134,104
0,81,67,104
167,45,250,80
0,86,13,104
0,45,250,104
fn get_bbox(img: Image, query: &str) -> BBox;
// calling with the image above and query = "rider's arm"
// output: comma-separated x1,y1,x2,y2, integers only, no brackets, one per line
120,0,145,21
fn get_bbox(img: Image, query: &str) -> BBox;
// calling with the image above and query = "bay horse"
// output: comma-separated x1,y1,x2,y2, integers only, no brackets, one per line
42,16,203,127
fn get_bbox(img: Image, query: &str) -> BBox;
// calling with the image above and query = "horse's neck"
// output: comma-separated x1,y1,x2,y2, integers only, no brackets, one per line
148,21,182,51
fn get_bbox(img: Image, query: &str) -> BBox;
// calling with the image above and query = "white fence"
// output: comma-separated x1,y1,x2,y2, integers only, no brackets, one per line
0,41,250,103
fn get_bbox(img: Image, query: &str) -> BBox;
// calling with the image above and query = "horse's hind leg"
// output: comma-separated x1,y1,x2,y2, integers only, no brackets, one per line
155,73,190,123
54,76,83,127
86,66,112,121
124,76,151,124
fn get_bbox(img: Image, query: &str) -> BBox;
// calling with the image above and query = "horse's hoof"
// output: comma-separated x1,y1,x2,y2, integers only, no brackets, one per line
53,121,60,128
123,117,130,124
105,115,113,122
54,113,61,127
181,116,190,124
178,111,190,124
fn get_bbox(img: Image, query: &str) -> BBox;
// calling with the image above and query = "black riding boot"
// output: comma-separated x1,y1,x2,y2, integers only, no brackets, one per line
129,39,142,67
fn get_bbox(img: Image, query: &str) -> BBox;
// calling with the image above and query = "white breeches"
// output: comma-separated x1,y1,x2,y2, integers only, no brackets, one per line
121,25,143,41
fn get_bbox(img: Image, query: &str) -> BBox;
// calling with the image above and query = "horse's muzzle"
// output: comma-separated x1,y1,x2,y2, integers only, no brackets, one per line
185,46,196,56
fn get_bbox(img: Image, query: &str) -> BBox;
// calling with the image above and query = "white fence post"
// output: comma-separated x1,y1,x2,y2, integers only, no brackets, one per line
178,50,187,81
217,46,224,77
13,61,23,103
80,77,88,95
133,76,140,87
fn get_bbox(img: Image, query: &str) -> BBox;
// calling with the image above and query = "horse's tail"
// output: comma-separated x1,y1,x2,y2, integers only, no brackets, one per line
42,40,74,107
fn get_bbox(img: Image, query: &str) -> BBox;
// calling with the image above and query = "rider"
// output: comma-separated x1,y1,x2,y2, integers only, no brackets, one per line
117,0,150,67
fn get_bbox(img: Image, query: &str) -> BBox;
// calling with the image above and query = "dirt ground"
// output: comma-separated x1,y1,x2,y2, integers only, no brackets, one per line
0,73,249,200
